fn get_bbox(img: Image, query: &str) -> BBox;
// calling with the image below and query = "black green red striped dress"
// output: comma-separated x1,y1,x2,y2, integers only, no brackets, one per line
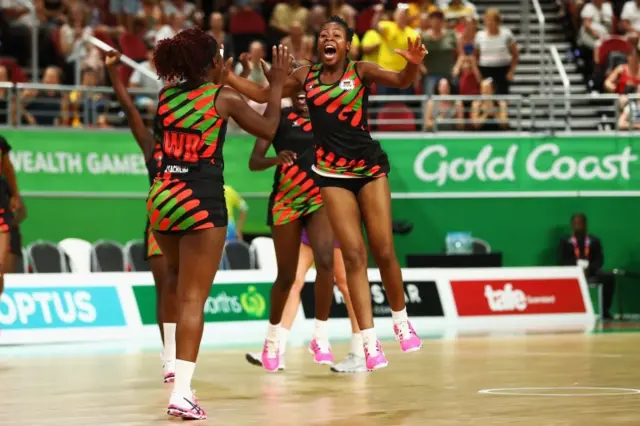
147,82,229,233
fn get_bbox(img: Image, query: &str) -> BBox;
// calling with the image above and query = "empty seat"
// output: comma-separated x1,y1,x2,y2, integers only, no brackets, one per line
376,103,417,132
59,238,93,273
27,241,67,273
472,238,492,254
124,239,150,272
223,240,255,270
250,237,276,273
91,240,126,272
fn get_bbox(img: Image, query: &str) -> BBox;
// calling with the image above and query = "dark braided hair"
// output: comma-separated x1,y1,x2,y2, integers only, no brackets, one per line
154,27,218,82
321,15,354,43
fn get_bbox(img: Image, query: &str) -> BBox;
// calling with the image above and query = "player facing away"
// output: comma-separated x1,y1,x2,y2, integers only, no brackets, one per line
226,16,426,371
104,51,178,384
246,229,366,373
0,135,22,300
145,28,291,419
243,91,359,371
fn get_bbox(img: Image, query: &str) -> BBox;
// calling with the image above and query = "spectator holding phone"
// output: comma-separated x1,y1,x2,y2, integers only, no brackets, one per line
421,10,457,95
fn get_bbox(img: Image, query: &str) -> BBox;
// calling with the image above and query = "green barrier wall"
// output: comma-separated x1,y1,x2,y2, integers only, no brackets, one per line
8,130,640,316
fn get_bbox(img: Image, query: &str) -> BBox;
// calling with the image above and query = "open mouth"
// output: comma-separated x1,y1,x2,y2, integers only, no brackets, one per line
324,45,337,58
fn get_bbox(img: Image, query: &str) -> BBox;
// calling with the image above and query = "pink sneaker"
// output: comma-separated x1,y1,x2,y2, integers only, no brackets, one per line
308,339,335,365
262,339,280,372
163,372,175,383
167,391,206,420
364,340,388,371
394,320,423,352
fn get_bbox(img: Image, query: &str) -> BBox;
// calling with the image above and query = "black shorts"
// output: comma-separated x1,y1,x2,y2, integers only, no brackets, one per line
148,179,228,235
9,226,21,256
314,174,381,196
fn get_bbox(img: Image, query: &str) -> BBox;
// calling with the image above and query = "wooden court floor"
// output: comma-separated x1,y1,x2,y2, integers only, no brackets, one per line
2,332,640,425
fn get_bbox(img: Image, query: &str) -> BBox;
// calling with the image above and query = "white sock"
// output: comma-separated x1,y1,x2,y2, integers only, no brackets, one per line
278,327,289,355
360,328,378,356
163,323,177,370
350,333,365,358
391,307,408,324
313,319,329,344
266,323,280,343
173,359,195,396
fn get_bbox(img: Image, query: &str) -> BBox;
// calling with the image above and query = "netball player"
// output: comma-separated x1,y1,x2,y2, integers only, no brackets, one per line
1,179,26,274
226,16,426,371
105,51,178,384
148,28,290,419
242,91,348,371
0,136,22,298
246,229,366,373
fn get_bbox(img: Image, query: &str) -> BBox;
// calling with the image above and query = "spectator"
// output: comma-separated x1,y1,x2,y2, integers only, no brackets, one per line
308,5,327,35
164,0,201,28
22,66,66,126
328,0,355,22
424,78,464,130
475,8,519,95
339,7,359,60
360,25,384,64
35,0,67,27
452,52,481,95
60,6,104,83
471,78,508,130
421,10,457,95
281,21,314,62
621,0,640,35
373,3,419,95
0,65,11,125
68,68,107,127
443,0,478,32
1,0,38,66
208,12,234,61
618,85,640,128
224,184,248,242
270,0,309,36
408,0,439,28
129,42,163,116
235,40,270,86
604,44,640,104
156,12,185,42
578,0,613,87
137,0,164,40
457,16,477,56
558,213,615,320
109,0,140,31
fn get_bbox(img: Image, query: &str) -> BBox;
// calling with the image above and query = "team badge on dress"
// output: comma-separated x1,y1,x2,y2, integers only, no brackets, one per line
339,79,355,91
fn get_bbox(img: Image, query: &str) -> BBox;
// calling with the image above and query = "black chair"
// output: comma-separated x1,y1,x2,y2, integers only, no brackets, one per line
472,238,492,254
223,240,255,270
27,241,67,273
124,240,150,272
91,240,126,272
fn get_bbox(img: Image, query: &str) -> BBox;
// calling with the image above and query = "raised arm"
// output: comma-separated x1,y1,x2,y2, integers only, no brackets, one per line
217,45,292,140
105,51,155,161
225,63,307,103
248,136,296,171
357,37,427,89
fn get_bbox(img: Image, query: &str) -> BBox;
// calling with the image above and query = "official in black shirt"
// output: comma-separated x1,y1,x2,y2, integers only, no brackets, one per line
558,213,615,320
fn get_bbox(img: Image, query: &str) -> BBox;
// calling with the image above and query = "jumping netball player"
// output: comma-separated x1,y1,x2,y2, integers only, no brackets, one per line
226,16,426,371
0,136,22,298
148,28,290,419
246,229,366,373
104,51,178,384
242,91,352,371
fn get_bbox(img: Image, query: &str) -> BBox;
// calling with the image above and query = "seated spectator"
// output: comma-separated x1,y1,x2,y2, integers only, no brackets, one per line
235,40,270,86
129,42,163,117
421,10,457,95
621,0,640,35
475,8,518,95
68,68,107,127
208,12,234,60
137,0,164,40
2,0,39,66
270,0,309,37
443,0,478,32
109,0,139,31
163,0,201,28
617,85,640,128
604,44,640,105
424,78,464,130
452,52,481,95
471,78,508,130
281,21,314,62
156,12,185,42
408,0,439,29
578,0,613,88
22,66,66,126
373,4,419,95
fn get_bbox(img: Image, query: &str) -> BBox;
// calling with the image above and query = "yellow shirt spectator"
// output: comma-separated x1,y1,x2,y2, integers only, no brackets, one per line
407,2,439,28
360,29,383,63
270,3,309,33
224,185,248,240
377,20,419,71
350,33,360,60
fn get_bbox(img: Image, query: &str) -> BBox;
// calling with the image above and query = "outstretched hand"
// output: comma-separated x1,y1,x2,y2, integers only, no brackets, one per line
265,44,292,86
105,50,121,68
395,37,428,65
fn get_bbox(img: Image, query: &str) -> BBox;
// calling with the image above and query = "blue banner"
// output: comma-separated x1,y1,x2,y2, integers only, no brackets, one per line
0,287,126,329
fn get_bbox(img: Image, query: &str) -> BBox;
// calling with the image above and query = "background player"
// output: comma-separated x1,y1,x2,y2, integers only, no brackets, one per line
0,135,22,299
148,29,291,419
1,179,26,273
246,228,366,373
105,51,178,384
225,17,427,371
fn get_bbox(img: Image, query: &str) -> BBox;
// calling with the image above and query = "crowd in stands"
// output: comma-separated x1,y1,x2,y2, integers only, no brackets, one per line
0,0,523,131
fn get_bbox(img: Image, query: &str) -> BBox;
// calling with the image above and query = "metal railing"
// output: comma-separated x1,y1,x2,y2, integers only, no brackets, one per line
548,45,571,132
15,0,38,82
522,0,547,88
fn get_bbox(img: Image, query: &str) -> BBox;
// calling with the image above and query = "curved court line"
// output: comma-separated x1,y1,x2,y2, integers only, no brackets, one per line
479,387,640,396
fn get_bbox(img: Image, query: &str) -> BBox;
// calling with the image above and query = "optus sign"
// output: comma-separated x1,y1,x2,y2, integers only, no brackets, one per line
0,287,126,329
450,278,587,316
133,283,271,325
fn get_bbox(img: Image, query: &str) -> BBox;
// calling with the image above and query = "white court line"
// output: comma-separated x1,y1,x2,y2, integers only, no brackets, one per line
479,387,640,396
